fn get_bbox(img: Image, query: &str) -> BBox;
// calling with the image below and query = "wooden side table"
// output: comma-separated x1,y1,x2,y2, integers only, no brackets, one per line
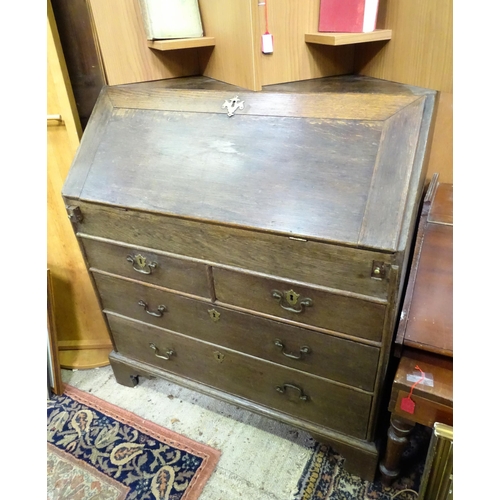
379,175,453,485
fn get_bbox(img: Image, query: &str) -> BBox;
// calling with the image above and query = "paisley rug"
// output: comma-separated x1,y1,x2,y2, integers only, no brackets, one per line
293,425,431,500
47,385,221,500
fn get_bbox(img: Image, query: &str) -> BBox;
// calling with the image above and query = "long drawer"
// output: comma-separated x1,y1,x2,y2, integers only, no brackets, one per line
213,267,386,342
93,272,380,391
74,200,394,300
107,313,372,439
81,236,211,298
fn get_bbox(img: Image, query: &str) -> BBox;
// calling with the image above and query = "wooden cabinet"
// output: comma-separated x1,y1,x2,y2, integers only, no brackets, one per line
62,75,437,480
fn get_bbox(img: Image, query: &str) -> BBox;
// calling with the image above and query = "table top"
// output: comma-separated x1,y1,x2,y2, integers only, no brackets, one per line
395,176,453,357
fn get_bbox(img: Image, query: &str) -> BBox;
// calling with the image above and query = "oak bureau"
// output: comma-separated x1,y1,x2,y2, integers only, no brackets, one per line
62,75,437,480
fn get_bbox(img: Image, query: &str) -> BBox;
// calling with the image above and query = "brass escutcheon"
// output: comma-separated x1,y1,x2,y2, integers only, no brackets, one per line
285,289,299,306
213,351,225,363
208,309,221,322
272,289,312,314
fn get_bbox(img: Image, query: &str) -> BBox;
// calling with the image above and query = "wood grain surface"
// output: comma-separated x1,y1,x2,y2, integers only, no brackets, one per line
107,313,372,439
47,2,112,368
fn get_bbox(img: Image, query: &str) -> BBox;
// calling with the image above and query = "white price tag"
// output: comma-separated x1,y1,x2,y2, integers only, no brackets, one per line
261,33,274,54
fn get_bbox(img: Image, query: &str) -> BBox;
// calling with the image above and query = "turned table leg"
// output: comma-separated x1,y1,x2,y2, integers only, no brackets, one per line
379,415,415,486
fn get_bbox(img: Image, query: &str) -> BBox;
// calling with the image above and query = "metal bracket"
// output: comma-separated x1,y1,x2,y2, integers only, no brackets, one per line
371,261,387,280
66,205,83,223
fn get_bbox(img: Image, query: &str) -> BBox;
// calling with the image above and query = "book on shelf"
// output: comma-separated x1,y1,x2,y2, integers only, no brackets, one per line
318,0,379,33
138,0,204,40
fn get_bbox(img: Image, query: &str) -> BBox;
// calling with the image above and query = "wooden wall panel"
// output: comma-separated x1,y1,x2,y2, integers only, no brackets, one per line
426,92,453,183
88,0,200,85
51,0,106,130
198,0,260,90
48,1,113,368
258,0,354,87
354,0,452,182
198,0,354,91
354,0,452,93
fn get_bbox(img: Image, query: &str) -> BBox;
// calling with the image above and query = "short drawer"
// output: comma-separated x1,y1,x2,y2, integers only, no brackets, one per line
107,313,372,440
213,268,386,342
81,237,211,298
93,273,379,391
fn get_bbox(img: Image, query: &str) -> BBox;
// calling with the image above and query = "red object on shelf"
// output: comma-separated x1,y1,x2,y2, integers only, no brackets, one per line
319,0,379,33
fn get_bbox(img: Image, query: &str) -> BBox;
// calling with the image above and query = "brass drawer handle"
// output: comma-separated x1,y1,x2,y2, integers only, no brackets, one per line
275,383,309,401
272,289,312,314
274,339,311,360
138,300,166,317
149,343,174,360
127,254,157,275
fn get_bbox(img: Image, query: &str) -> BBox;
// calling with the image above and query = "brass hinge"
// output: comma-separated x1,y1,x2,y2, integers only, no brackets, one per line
66,205,83,223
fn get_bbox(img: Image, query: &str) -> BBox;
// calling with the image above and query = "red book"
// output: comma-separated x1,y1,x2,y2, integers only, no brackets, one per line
318,0,379,33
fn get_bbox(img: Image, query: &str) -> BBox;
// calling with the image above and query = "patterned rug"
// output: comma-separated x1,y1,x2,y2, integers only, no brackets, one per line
47,385,221,500
293,425,431,500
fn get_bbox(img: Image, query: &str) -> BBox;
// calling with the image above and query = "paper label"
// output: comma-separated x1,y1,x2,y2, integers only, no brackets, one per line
400,396,415,414
262,33,274,54
407,371,434,387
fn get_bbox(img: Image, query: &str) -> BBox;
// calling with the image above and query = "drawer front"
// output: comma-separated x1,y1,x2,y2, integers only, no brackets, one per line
213,268,386,342
93,273,379,391
107,313,372,439
72,200,393,300
81,236,211,298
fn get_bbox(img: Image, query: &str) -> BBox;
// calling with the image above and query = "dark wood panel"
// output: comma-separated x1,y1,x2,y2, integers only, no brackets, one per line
70,201,393,298
395,181,453,357
213,268,387,342
429,183,453,224
51,0,106,130
109,349,380,481
403,223,453,354
106,86,419,120
62,90,113,198
78,109,381,245
81,236,211,298
107,313,372,439
262,75,422,95
62,78,436,252
359,97,426,250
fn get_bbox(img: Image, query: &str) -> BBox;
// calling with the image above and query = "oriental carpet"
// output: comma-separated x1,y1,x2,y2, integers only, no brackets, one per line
293,426,430,500
47,385,220,500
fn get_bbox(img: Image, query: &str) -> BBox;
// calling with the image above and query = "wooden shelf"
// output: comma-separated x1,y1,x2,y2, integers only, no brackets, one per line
305,29,392,47
59,347,113,370
147,37,216,51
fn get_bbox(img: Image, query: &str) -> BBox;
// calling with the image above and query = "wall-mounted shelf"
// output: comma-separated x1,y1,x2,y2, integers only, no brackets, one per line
147,37,216,51
305,29,392,47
